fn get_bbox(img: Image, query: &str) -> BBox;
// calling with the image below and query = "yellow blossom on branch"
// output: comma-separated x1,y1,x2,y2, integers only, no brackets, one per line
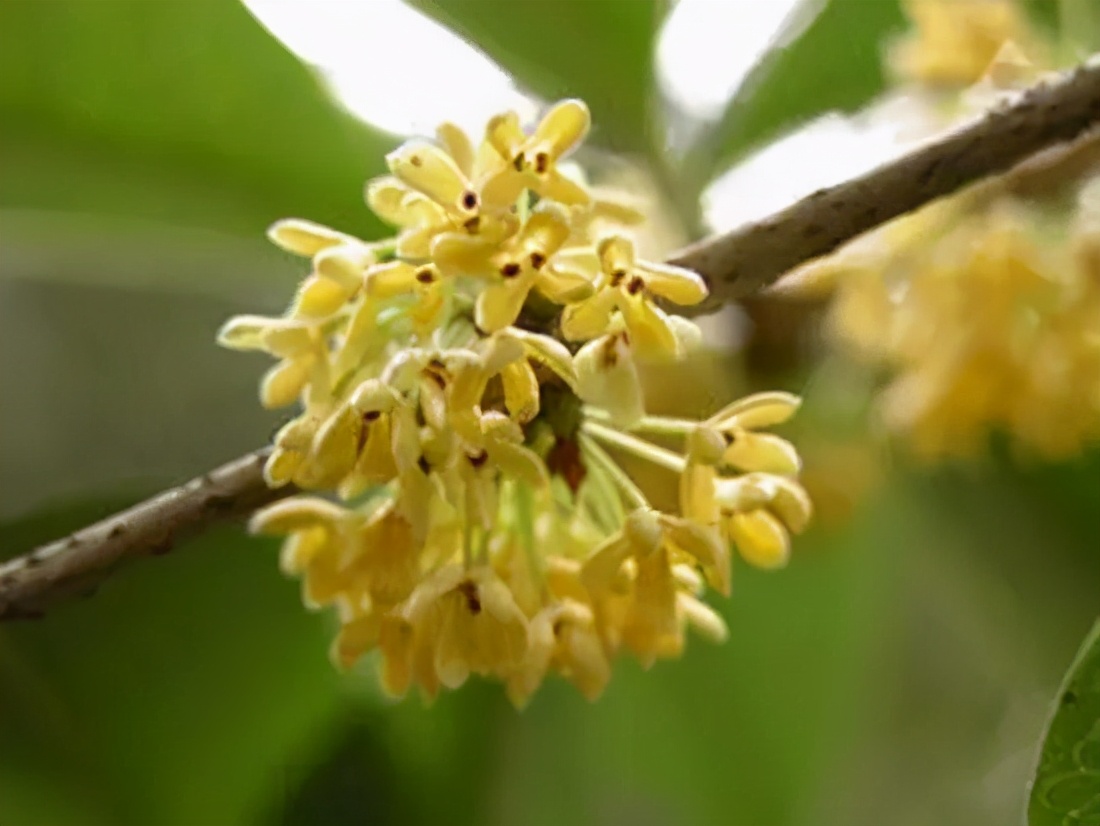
220,98,813,705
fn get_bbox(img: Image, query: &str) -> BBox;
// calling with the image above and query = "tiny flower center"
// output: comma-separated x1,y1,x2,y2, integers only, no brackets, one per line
461,190,479,211
500,262,522,278
610,269,628,287
534,151,550,175
457,580,482,615
415,267,436,284
626,276,645,295
529,251,547,270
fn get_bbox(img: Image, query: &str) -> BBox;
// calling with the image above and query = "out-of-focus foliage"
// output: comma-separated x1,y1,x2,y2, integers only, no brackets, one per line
1,0,1098,825
0,506,341,826
696,0,906,176
406,0,663,153
0,0,394,237
1028,620,1100,826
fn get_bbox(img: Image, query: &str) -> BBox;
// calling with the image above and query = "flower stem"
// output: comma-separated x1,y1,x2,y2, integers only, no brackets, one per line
581,421,688,474
584,407,699,436
579,435,649,510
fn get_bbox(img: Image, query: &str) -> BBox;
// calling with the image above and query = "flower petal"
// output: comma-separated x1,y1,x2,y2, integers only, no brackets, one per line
678,593,729,643
364,261,420,299
708,391,802,431
479,167,526,211
728,510,790,569
596,234,636,278
560,290,616,341
723,431,802,475
636,260,708,305
267,218,356,257
535,267,594,304
574,334,645,427
314,243,376,289
261,357,311,409
430,233,496,279
679,462,720,525
743,473,813,534
512,329,578,389
518,202,572,257
618,295,679,361
660,515,730,596
536,169,590,206
501,359,540,423
435,121,476,177
250,496,348,535
387,141,472,213
532,99,590,160
475,279,532,333
485,110,525,162
292,275,353,319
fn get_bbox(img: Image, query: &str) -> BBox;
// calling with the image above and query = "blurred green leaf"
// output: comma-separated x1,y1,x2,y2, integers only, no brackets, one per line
690,0,905,187
489,489,904,826
0,0,394,239
0,503,342,826
404,0,664,152
1028,619,1100,826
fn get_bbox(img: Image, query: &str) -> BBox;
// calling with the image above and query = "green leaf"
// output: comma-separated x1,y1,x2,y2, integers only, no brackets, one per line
404,0,664,152
0,0,394,239
488,487,904,826
691,0,906,183
0,503,342,826
1029,619,1100,826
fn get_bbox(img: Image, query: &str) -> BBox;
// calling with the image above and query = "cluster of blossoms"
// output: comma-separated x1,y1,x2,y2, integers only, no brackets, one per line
219,100,812,704
792,0,1100,460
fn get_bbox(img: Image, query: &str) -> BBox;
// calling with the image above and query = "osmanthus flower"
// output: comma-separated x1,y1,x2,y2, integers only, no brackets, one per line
482,99,592,207
888,0,1039,88
431,202,592,332
216,314,331,410
831,202,1100,460
221,98,815,705
267,219,383,320
560,235,708,358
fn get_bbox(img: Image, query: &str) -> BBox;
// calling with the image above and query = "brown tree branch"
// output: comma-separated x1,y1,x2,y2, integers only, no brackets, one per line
0,449,290,619
670,58,1100,311
4,59,1100,621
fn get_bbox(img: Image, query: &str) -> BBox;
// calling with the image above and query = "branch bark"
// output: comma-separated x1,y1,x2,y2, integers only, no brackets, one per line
0,449,289,619
670,58,1100,311
4,59,1100,620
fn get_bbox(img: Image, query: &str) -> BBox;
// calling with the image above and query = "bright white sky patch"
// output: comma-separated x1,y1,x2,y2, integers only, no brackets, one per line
702,95,938,231
656,0,803,120
244,0,535,137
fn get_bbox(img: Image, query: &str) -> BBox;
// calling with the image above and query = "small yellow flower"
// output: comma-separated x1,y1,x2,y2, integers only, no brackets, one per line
432,202,591,332
221,97,814,705
574,332,646,427
216,315,329,409
481,99,592,208
401,564,530,689
561,235,707,359
507,599,611,706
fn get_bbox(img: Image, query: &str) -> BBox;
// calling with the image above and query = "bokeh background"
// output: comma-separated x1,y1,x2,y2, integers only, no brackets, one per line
1,1,1098,825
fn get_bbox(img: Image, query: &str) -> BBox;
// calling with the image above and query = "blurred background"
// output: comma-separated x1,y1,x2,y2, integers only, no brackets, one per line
1,1,1098,824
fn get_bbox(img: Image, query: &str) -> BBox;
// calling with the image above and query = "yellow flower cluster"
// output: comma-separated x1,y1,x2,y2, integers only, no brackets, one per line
219,100,812,704
888,0,1038,87
831,199,1100,460
786,0,1100,461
